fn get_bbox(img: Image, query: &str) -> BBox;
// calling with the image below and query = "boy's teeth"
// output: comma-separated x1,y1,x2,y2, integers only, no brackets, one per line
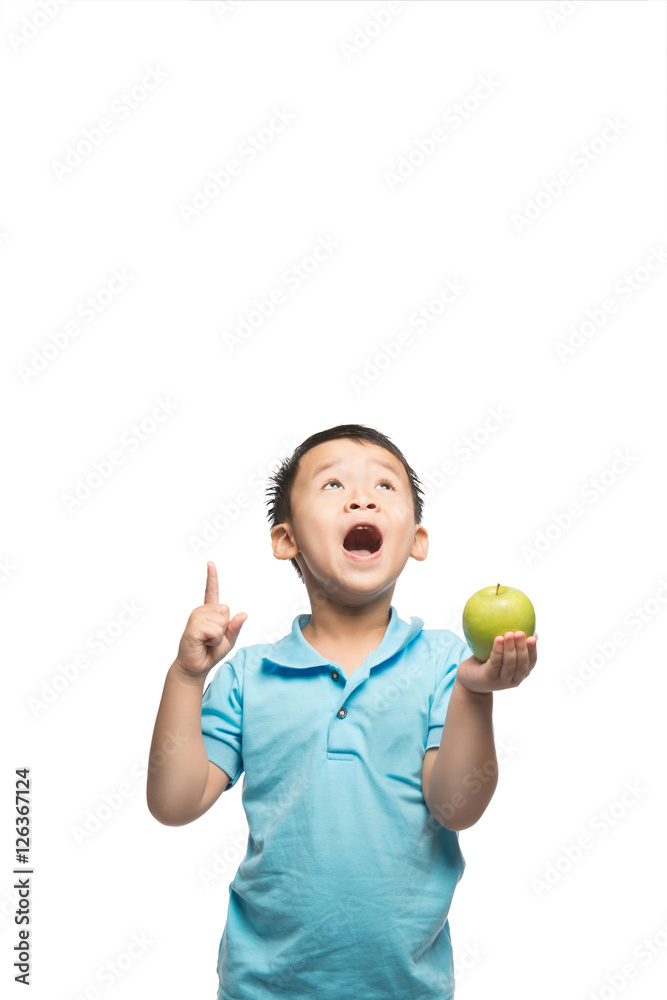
343,524,381,553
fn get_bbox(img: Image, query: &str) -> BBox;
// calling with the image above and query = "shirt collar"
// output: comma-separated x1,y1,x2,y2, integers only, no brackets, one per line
262,605,424,670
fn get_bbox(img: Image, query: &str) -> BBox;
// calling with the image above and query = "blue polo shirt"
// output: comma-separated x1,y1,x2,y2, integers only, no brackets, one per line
200,605,473,1000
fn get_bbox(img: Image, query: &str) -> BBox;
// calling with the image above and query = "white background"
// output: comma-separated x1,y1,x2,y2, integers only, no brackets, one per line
2,1,666,998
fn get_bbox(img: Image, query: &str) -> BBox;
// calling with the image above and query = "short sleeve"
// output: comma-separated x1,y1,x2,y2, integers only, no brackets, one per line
426,634,473,750
201,647,245,791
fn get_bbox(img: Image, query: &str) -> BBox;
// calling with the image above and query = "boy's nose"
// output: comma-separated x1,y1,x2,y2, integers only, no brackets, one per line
347,496,377,510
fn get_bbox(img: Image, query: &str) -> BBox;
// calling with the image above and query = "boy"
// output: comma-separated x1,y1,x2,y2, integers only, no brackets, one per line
147,423,538,1000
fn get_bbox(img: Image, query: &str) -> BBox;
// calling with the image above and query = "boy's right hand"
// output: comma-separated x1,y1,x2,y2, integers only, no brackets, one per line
173,561,248,679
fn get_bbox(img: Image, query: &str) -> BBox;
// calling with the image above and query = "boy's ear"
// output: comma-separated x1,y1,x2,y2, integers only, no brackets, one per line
271,523,298,561
411,524,428,561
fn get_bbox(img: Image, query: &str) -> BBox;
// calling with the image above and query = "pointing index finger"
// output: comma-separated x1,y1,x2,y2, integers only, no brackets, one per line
204,561,219,605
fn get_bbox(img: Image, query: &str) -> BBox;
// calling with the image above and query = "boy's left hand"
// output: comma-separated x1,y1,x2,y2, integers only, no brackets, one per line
456,632,538,695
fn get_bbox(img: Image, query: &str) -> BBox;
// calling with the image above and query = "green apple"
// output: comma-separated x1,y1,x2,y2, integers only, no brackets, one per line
462,583,536,662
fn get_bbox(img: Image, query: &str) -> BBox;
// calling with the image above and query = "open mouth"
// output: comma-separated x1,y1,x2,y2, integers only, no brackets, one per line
342,523,383,560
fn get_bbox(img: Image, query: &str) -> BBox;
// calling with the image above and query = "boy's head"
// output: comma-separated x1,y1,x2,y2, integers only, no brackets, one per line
266,424,428,603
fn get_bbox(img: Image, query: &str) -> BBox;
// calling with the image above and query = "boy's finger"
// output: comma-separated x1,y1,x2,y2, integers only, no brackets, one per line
499,632,517,675
204,561,219,605
488,635,505,670
225,613,248,645
526,634,538,666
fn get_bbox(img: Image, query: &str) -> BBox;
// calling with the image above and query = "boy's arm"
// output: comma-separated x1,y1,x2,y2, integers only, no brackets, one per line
146,662,230,826
424,679,496,832
425,630,538,832
146,561,247,826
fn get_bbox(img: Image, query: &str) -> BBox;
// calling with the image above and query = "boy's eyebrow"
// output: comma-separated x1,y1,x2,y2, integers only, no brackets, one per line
311,458,403,479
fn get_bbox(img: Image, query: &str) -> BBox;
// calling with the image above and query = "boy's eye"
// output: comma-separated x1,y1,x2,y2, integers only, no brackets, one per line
322,479,395,490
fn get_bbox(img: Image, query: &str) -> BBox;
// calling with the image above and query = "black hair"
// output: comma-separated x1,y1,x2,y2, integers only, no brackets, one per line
265,423,424,583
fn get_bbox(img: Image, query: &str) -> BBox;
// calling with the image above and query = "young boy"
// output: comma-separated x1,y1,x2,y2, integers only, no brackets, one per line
147,423,538,1000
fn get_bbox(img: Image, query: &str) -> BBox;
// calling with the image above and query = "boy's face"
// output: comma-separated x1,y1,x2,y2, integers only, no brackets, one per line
271,438,428,607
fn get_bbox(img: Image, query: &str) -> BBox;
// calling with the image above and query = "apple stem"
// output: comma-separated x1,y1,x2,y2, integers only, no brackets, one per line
496,583,500,596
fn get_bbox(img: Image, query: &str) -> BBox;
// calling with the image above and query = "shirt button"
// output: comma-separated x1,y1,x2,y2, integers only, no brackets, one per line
337,707,347,719
331,670,339,681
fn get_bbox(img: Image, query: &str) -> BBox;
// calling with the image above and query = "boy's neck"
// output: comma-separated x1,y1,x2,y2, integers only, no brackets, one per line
301,594,393,649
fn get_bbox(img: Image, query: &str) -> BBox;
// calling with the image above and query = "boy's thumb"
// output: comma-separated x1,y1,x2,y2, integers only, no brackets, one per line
228,612,248,636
